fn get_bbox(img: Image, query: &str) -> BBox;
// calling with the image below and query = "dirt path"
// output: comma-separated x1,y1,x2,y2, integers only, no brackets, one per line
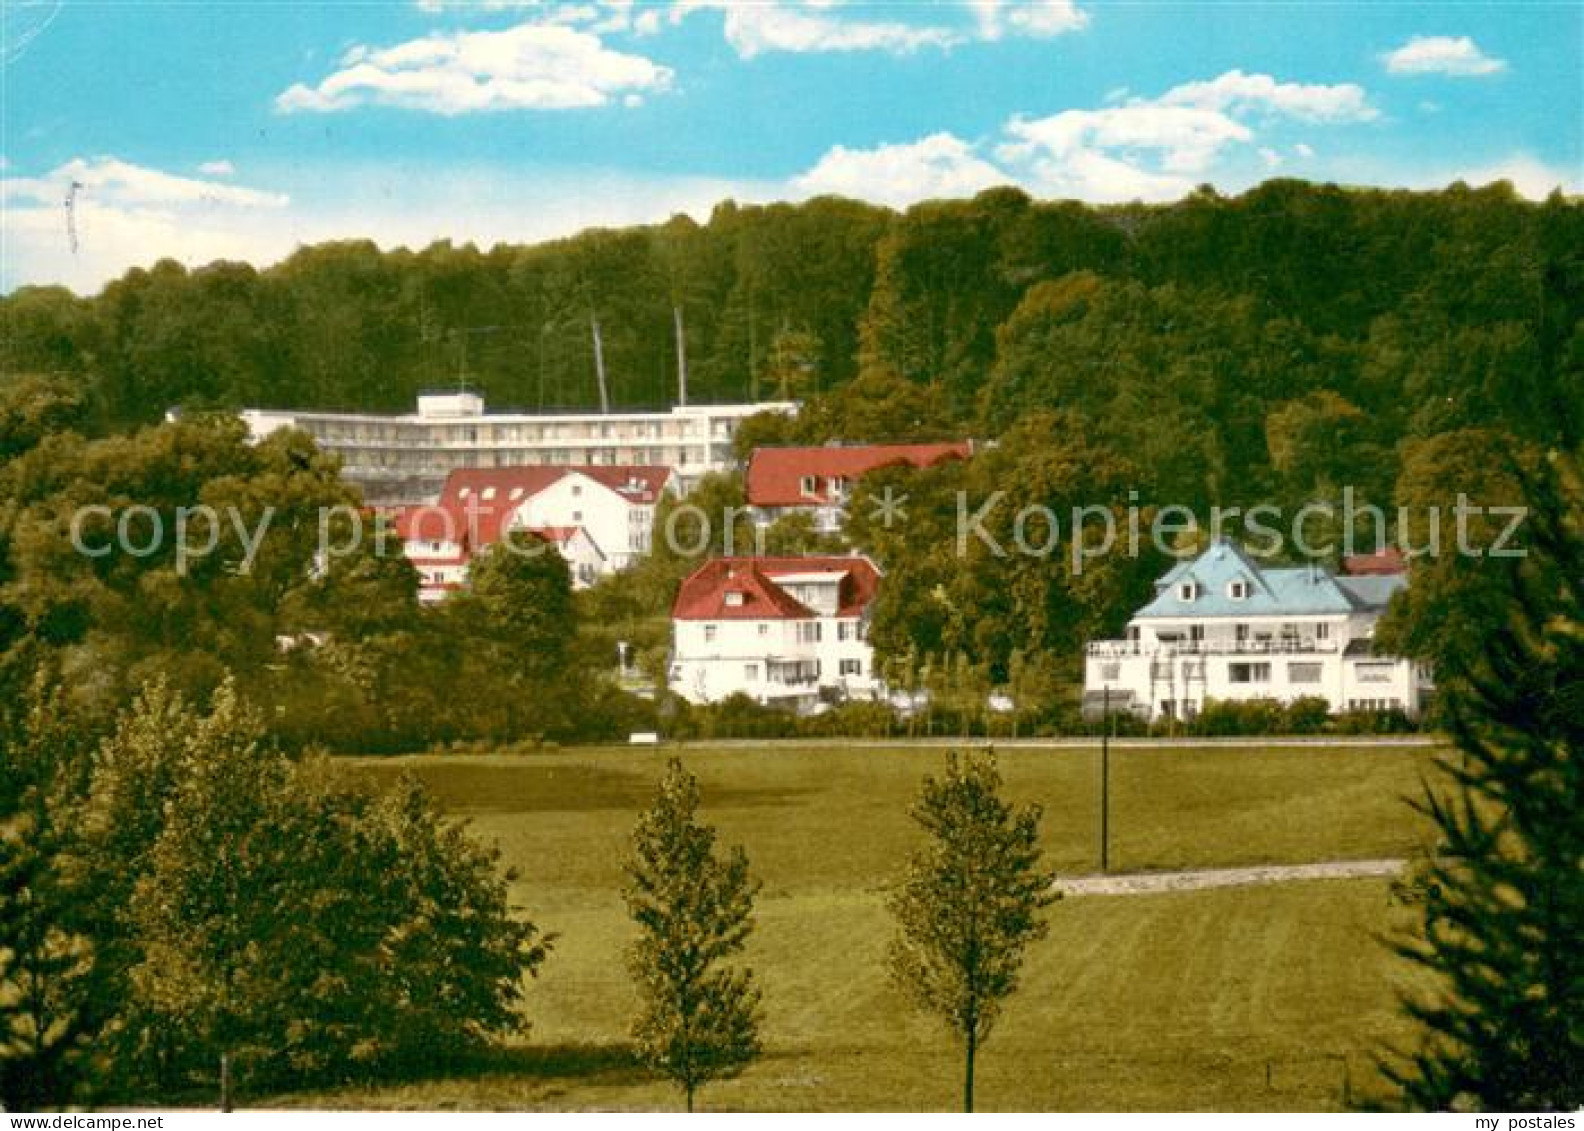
1055,857,1407,897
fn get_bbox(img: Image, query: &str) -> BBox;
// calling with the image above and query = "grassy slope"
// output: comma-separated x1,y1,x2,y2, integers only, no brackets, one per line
295,743,1442,1111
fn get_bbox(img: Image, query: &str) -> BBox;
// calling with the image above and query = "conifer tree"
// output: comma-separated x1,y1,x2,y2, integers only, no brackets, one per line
1387,453,1583,1110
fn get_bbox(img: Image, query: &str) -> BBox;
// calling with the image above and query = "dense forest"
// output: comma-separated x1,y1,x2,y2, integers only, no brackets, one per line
3,178,1582,712
5,181,1580,466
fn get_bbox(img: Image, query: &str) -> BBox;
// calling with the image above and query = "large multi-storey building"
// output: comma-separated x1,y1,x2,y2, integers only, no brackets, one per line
1083,541,1431,721
241,391,794,505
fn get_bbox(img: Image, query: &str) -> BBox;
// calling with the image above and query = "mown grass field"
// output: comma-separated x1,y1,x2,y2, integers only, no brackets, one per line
293,741,1446,1111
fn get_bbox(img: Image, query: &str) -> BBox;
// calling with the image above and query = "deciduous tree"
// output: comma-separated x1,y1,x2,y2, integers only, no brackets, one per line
623,758,762,1111
889,749,1056,1112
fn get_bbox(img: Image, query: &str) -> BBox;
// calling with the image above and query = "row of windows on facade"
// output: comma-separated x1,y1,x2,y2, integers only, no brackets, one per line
1131,623,1333,642
345,447,721,471
1100,659,1397,685
741,658,865,682
700,621,862,643
309,419,737,444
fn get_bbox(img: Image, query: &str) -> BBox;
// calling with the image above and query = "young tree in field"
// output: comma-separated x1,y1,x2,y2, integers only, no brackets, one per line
889,749,1057,1112
1385,452,1583,1111
623,758,761,1111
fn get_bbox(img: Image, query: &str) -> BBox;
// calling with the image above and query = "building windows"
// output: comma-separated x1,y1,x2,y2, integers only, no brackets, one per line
725,592,745,608
481,486,496,501
837,621,857,642
1178,581,1197,602
571,484,582,497
1229,662,1270,684
1355,662,1394,684
758,623,769,637
1189,625,1205,644
1228,579,1248,600
744,663,759,682
796,622,822,644
839,659,862,677
1316,622,1330,640
1235,623,1250,644
1349,697,1401,712
1101,662,1121,681
704,624,717,643
1288,662,1323,684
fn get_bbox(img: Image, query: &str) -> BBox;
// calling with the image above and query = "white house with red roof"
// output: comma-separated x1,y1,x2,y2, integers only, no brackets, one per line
669,555,883,709
745,442,973,533
390,463,673,601
392,506,606,602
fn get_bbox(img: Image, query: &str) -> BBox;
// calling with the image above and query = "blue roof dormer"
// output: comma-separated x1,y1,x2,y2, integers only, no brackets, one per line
1136,540,1362,619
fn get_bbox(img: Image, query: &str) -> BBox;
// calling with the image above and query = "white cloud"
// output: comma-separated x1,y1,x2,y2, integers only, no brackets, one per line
672,0,1087,58
275,21,673,114
970,0,1087,40
1383,35,1506,78
674,1,960,59
1443,154,1579,199
1000,105,1252,176
198,159,236,177
1155,69,1377,123
0,155,781,293
1,157,292,292
2,156,288,211
792,132,1010,207
793,69,1381,207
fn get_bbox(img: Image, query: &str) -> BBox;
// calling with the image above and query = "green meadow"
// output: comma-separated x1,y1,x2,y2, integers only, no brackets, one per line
291,742,1445,1111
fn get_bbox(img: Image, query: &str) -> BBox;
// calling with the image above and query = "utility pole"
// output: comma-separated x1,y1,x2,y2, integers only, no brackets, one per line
1100,684,1111,873
673,305,689,408
589,309,610,414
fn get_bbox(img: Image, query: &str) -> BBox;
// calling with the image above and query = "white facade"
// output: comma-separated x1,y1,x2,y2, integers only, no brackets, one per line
507,470,658,572
669,558,883,711
1083,542,1431,721
241,392,795,505
399,523,605,602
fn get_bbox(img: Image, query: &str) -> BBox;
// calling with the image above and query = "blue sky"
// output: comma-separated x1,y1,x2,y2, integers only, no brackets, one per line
3,0,1579,292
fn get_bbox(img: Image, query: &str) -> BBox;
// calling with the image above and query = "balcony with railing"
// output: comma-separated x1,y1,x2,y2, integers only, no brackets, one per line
1087,637,1343,658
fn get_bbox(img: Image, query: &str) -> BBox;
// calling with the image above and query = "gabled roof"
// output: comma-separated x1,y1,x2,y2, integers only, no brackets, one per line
1137,540,1404,619
672,555,882,621
429,464,674,546
746,442,972,507
1343,547,1407,576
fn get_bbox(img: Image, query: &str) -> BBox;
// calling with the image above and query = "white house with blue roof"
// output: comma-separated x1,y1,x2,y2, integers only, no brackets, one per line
1084,541,1431,721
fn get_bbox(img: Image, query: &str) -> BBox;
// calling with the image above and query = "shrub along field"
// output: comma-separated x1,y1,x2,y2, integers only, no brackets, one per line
298,742,1444,1111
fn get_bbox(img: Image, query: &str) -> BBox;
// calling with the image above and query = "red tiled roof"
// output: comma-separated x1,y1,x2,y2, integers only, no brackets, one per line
745,442,972,507
1343,547,1407,576
671,555,882,621
424,465,674,547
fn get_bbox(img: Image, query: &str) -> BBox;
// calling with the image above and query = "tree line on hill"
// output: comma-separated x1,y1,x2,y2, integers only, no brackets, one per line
5,178,1581,691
